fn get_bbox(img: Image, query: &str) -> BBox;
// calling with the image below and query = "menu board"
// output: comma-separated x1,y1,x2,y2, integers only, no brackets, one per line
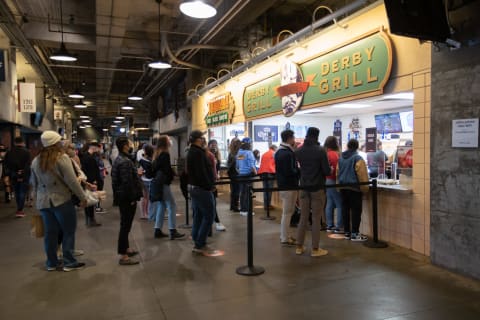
375,112,402,134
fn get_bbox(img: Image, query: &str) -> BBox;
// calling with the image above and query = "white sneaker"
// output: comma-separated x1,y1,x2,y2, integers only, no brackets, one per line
215,223,226,231
239,211,255,216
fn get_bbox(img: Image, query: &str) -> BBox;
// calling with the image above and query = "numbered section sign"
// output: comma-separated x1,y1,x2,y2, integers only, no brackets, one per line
18,82,36,112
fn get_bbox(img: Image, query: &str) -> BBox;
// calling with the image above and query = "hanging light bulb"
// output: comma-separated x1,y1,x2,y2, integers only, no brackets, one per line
180,1,217,19
149,0,171,69
74,100,87,109
49,0,77,62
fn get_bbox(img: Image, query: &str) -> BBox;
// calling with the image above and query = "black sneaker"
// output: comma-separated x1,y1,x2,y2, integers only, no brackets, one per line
154,229,168,238
344,232,351,240
63,262,85,272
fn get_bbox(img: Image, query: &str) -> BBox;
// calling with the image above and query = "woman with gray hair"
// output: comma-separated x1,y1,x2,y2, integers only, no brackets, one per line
30,131,87,271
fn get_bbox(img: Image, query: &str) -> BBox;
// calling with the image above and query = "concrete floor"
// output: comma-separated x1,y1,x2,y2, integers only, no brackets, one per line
0,176,479,320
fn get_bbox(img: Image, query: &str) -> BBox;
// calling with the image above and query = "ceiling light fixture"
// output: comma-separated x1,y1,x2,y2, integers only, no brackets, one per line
69,90,84,99
79,115,90,119
102,128,109,132
121,101,134,110
113,120,122,124
115,115,125,120
180,1,217,19
81,119,91,123
148,0,171,69
110,124,118,128
49,0,77,62
127,95,143,101
74,100,87,109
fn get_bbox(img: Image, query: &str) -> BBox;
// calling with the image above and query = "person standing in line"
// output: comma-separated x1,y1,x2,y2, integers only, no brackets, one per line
0,144,11,203
294,127,331,257
187,130,218,254
275,130,299,246
324,136,344,234
30,131,87,271
111,137,143,265
151,136,185,240
4,136,31,218
138,144,154,220
258,144,277,211
236,137,257,217
337,139,369,242
207,140,226,232
80,142,102,227
136,142,145,164
94,144,107,214
227,138,241,212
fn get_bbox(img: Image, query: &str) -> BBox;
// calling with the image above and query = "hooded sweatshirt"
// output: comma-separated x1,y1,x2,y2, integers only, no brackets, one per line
337,150,369,193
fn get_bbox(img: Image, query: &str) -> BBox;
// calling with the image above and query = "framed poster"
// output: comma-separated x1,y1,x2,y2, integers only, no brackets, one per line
254,125,278,142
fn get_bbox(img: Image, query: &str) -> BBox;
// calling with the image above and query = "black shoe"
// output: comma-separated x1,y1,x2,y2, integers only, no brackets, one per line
169,229,185,240
154,228,168,238
63,262,85,272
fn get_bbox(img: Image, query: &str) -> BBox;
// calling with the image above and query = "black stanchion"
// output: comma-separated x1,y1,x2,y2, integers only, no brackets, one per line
364,179,388,248
236,184,265,276
260,174,276,221
178,193,192,229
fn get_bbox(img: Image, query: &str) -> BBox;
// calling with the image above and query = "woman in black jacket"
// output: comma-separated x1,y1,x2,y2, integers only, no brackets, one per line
151,136,184,240
139,144,154,220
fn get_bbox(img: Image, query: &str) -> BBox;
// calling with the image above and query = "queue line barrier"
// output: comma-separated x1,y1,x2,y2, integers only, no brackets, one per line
184,176,387,276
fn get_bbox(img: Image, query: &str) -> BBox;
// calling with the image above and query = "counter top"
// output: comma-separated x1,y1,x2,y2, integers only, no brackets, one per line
375,183,413,193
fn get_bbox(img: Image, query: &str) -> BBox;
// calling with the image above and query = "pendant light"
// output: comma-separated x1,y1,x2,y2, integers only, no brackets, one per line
69,90,84,99
127,94,143,101
148,0,171,69
50,0,77,62
121,100,134,110
74,100,87,109
180,1,217,19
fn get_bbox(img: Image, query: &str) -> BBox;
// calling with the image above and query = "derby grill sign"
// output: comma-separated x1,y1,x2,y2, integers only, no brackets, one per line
243,30,392,119
205,92,235,127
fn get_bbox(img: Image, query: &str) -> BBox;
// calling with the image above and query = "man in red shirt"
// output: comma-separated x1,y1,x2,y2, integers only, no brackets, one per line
258,145,277,210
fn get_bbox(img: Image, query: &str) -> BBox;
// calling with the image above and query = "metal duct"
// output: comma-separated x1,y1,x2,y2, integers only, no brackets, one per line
197,0,368,96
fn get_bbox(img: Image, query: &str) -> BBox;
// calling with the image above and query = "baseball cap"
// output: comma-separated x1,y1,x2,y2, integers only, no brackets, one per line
241,137,251,144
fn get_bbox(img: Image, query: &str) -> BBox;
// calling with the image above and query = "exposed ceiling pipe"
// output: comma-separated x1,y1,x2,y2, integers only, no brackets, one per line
0,1,57,85
48,64,144,73
174,44,243,57
142,0,249,100
197,0,367,96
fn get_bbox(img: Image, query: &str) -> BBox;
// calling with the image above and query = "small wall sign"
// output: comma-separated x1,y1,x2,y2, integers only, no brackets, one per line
452,118,479,148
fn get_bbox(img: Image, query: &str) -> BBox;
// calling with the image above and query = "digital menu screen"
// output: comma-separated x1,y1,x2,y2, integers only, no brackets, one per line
375,112,402,134
399,110,414,132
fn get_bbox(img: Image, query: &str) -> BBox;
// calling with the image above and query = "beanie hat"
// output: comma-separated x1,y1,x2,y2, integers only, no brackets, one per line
41,130,62,148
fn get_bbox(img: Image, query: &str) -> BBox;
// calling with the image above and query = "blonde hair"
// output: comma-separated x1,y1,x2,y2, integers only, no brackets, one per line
39,144,64,172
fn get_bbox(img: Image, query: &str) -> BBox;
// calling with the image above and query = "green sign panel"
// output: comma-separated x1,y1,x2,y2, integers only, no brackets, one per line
243,31,392,119
205,111,229,126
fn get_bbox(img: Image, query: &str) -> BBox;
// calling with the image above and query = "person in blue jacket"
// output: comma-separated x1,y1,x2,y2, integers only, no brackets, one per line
236,137,257,216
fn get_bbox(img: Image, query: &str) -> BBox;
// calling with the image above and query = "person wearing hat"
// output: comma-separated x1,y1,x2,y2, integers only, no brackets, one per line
3,136,31,218
30,130,87,271
186,130,219,255
236,137,257,216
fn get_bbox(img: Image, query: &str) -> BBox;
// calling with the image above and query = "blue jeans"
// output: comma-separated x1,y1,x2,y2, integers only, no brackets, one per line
190,187,215,249
261,173,275,209
13,181,28,211
325,179,343,229
41,200,78,268
153,184,177,230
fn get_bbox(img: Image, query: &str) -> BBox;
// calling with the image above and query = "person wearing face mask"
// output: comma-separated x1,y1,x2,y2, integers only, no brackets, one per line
80,142,102,227
275,130,299,246
111,137,143,265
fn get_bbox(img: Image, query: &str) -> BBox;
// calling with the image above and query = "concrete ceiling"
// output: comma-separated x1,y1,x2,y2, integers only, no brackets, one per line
1,0,375,125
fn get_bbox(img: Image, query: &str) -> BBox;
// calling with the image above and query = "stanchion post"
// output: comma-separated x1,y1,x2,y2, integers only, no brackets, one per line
179,192,192,229
260,174,276,221
364,179,388,248
236,184,265,276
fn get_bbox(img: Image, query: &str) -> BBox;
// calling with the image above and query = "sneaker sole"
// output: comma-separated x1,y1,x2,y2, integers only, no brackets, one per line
63,265,85,272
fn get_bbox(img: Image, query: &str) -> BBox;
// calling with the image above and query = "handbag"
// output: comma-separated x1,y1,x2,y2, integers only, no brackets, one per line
30,214,44,238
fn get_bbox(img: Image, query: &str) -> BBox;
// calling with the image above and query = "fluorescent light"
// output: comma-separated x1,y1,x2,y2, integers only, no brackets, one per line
296,109,327,115
79,125,86,129
68,90,84,99
102,128,109,132
50,43,77,62
383,92,414,100
81,119,91,123
128,95,143,101
180,1,217,19
110,124,118,128
79,115,90,119
84,124,92,128
331,103,371,109
113,120,122,124
148,60,172,69
115,115,125,120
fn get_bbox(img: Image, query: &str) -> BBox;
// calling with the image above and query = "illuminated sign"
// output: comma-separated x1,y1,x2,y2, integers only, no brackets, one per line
243,30,392,119
205,92,235,127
